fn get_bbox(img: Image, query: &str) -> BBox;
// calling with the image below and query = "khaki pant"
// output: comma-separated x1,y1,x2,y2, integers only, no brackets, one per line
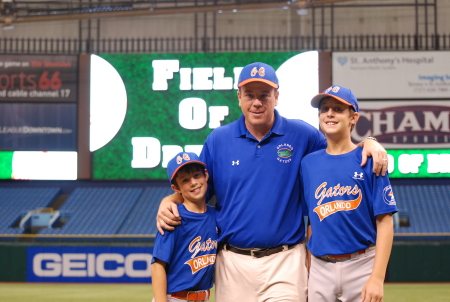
215,243,308,302
308,246,376,302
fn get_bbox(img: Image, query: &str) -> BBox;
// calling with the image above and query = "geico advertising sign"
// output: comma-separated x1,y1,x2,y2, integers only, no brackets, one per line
27,247,153,283
353,101,450,149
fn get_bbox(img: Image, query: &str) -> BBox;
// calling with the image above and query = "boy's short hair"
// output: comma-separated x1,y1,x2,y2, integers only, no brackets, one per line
167,152,206,184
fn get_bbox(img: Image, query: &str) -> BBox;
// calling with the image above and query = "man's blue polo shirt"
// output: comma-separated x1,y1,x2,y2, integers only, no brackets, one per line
200,109,327,248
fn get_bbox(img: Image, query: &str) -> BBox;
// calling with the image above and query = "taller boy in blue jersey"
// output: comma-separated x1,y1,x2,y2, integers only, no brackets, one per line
157,63,390,302
301,86,398,302
151,152,217,302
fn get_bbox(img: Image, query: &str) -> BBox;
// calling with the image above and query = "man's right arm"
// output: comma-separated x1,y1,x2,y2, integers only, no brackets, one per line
156,193,184,235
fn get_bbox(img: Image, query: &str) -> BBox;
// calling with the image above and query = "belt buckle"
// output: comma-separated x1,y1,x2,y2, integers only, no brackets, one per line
186,291,195,302
250,249,258,259
325,255,336,263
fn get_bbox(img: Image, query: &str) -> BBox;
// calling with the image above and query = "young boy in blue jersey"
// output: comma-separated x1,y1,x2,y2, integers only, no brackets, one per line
151,152,218,302
301,85,398,302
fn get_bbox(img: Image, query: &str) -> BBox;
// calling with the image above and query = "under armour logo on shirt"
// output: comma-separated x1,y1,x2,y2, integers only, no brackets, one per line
232,160,240,165
353,172,364,180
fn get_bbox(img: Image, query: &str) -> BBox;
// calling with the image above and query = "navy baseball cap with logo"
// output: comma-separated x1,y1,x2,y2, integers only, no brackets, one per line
310,85,359,112
167,152,206,183
238,62,279,89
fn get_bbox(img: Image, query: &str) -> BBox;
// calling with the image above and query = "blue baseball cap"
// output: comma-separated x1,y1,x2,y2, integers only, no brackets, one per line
167,152,206,183
310,85,359,112
238,62,279,89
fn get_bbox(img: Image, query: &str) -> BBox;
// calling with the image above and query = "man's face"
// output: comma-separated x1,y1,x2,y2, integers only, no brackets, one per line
238,81,279,130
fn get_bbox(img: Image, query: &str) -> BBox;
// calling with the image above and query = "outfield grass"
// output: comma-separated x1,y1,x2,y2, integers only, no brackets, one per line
384,283,450,302
0,283,448,301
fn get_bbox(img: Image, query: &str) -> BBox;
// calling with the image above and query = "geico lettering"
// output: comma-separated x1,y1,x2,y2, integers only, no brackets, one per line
96,253,125,278
63,253,89,277
32,253,152,278
33,253,62,277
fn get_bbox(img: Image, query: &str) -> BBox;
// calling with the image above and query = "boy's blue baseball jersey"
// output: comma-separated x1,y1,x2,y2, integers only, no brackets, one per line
152,204,218,293
301,147,398,256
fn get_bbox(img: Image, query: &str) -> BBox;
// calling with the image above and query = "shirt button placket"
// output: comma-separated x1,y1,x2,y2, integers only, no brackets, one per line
255,143,262,157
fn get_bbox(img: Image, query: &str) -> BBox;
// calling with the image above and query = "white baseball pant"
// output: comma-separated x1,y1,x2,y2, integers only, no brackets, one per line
308,246,376,302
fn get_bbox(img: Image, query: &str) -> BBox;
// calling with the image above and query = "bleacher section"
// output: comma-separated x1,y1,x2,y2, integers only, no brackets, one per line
38,187,143,237
0,188,60,235
394,185,450,239
1,184,449,241
116,187,174,236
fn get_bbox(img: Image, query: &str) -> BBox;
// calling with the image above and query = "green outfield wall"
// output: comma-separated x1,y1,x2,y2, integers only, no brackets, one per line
0,245,27,282
387,241,450,282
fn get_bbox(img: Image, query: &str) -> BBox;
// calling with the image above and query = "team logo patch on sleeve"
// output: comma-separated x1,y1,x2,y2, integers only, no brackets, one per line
383,185,396,205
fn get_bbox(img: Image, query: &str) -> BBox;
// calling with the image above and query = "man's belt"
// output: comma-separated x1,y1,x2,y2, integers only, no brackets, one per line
170,289,210,301
221,243,298,259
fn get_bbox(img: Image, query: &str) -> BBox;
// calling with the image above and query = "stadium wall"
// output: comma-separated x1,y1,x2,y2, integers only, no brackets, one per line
0,245,27,282
1,242,449,283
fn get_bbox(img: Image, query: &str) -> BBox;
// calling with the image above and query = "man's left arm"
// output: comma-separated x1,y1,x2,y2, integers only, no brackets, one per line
358,138,388,177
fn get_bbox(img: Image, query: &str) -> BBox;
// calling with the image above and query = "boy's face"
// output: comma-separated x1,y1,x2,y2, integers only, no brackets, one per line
171,167,209,204
319,97,359,135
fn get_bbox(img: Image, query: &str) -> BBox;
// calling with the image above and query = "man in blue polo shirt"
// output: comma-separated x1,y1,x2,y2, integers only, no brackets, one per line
156,62,388,302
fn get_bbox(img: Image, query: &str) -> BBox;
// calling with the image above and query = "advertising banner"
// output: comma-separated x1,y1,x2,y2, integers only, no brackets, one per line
0,103,77,151
27,246,153,283
332,51,450,99
0,55,77,103
386,149,450,178
353,100,450,149
90,52,320,180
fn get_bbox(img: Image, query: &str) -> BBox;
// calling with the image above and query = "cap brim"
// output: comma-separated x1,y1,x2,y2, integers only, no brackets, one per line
310,93,352,108
170,161,206,181
238,78,278,89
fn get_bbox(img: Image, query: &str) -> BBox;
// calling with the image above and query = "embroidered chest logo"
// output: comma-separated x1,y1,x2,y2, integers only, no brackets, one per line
276,143,294,164
184,236,218,274
313,182,362,221
232,160,240,166
383,185,396,206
